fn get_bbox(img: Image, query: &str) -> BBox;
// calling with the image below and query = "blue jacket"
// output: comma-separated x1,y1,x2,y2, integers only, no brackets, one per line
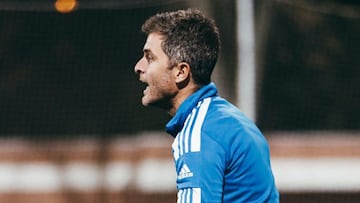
166,83,279,203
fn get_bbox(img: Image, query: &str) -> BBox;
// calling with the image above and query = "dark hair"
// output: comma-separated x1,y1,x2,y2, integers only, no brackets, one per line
141,8,220,85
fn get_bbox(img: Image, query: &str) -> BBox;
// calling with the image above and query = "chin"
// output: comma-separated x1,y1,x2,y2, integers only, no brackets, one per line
142,96,155,107
141,99,150,106
141,102,149,106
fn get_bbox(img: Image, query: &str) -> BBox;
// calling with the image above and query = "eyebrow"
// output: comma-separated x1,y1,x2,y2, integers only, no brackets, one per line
143,48,156,59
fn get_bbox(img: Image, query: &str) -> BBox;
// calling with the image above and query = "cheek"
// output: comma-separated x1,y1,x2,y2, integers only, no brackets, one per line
151,76,171,92
149,71,175,94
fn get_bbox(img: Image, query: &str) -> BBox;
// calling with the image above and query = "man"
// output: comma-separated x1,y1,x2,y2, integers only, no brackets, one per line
134,8,279,203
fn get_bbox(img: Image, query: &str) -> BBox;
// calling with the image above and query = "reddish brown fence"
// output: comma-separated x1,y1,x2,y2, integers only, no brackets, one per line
0,132,359,203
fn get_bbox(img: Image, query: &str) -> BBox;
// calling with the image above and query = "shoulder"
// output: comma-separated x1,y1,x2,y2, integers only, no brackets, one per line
202,96,268,149
204,96,250,131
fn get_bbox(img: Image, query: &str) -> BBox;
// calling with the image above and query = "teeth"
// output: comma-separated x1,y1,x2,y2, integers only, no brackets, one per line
143,86,149,94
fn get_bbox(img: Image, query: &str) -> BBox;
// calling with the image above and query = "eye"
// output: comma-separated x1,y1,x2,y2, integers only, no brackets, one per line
145,52,154,63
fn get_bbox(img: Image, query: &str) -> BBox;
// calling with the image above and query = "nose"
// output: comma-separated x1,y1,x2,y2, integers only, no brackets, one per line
134,57,146,74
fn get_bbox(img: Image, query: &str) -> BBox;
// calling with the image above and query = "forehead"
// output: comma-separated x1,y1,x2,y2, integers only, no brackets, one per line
143,33,165,53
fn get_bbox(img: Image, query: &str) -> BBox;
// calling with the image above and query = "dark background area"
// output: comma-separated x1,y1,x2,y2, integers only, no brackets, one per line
0,6,178,136
0,0,359,137
256,0,360,130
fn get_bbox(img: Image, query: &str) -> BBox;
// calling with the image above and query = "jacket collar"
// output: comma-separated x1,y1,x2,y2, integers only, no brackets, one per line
165,82,218,137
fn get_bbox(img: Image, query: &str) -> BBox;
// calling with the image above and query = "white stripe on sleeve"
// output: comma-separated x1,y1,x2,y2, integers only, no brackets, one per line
191,98,211,152
192,188,201,203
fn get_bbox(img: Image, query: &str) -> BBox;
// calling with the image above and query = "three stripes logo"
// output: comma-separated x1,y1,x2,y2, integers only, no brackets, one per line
177,164,193,180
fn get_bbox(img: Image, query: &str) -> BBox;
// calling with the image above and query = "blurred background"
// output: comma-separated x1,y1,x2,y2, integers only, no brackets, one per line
0,0,359,202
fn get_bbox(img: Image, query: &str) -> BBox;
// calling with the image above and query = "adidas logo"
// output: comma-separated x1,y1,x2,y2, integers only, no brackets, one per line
178,164,194,179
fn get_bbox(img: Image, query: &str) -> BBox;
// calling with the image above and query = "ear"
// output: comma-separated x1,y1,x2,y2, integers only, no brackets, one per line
174,62,191,83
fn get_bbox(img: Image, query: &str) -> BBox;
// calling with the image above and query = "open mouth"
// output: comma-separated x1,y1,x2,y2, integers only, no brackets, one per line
139,80,149,94
143,86,149,95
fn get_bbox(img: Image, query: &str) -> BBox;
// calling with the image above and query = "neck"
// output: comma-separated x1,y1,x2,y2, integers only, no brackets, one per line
168,83,201,116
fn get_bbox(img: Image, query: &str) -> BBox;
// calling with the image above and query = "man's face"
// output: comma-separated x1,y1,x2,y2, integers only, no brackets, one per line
134,33,178,109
